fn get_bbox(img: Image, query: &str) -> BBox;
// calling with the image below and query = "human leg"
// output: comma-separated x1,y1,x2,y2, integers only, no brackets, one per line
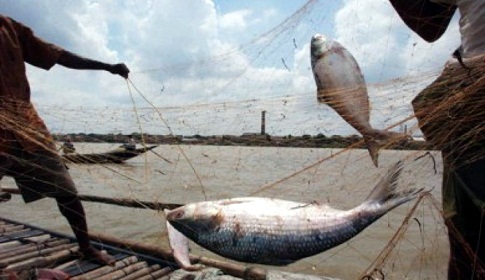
56,196,115,265
10,149,114,265
443,158,485,280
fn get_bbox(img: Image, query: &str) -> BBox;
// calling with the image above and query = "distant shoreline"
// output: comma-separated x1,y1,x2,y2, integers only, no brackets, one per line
54,133,427,150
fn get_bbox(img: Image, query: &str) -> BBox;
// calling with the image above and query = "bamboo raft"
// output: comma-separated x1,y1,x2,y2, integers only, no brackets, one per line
0,189,333,280
0,218,334,280
0,217,181,280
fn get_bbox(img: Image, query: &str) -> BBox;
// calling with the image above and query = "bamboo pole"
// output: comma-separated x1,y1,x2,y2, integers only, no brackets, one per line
0,225,24,233
89,232,268,280
1,188,183,211
23,234,55,244
1,229,30,238
1,243,77,266
0,241,22,253
6,246,79,271
138,267,172,280
0,240,68,260
118,264,163,280
95,261,148,280
53,258,79,270
71,256,138,280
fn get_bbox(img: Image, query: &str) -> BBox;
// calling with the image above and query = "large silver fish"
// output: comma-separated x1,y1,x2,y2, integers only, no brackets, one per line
310,34,408,167
164,162,421,269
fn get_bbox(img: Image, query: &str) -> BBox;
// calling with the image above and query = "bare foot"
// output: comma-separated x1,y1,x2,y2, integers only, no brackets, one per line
81,246,115,266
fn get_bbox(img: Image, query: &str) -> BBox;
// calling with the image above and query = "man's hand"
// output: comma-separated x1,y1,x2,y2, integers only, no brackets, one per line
109,63,130,79
58,51,130,79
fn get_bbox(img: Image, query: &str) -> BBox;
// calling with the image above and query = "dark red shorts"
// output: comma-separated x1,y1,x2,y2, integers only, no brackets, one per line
0,140,77,203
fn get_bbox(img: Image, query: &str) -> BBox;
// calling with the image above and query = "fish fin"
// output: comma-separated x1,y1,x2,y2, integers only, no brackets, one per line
366,139,380,167
165,210,204,271
316,89,331,104
365,161,403,203
364,161,422,210
365,131,411,167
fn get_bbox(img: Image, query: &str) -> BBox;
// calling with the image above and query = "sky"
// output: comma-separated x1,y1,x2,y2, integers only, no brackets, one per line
1,0,461,136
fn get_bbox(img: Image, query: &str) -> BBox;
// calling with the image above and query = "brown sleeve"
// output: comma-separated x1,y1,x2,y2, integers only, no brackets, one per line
10,17,64,70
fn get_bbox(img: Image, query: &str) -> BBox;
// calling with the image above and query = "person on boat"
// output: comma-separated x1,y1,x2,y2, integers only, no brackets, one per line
388,1,485,278
122,135,137,151
61,136,76,154
0,14,129,265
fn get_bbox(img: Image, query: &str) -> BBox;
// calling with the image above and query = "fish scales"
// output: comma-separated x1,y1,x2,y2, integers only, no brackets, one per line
191,199,361,265
165,161,422,268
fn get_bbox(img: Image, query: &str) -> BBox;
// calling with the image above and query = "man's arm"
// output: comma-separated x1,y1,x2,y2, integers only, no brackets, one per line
389,0,457,42
57,50,130,79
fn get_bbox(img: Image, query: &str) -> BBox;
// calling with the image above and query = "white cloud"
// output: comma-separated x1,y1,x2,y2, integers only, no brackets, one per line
334,0,460,82
69,4,118,60
0,0,465,136
219,9,252,31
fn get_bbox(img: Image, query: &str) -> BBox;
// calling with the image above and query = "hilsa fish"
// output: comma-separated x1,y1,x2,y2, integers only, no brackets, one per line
164,162,422,269
310,34,408,167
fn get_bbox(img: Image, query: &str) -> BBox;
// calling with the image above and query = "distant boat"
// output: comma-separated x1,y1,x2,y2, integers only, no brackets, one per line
62,145,158,164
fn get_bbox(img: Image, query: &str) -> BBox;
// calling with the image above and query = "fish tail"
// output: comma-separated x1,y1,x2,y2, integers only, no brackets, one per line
364,161,422,212
364,130,411,167
366,138,381,167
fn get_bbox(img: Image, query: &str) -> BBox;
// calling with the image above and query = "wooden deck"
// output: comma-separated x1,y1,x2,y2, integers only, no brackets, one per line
0,217,178,279
0,217,334,280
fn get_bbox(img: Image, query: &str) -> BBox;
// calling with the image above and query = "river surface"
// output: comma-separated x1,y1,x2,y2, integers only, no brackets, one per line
0,143,448,279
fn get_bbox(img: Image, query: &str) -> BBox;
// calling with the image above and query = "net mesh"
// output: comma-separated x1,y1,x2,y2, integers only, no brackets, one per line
2,0,484,279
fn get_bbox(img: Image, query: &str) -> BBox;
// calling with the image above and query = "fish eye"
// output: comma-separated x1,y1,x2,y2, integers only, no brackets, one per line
175,210,184,219
168,209,184,220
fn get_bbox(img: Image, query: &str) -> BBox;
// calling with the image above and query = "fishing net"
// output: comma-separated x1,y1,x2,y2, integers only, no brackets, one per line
1,0,484,279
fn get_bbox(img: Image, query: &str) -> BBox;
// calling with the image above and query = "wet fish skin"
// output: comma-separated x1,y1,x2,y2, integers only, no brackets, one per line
165,161,422,267
310,34,409,167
